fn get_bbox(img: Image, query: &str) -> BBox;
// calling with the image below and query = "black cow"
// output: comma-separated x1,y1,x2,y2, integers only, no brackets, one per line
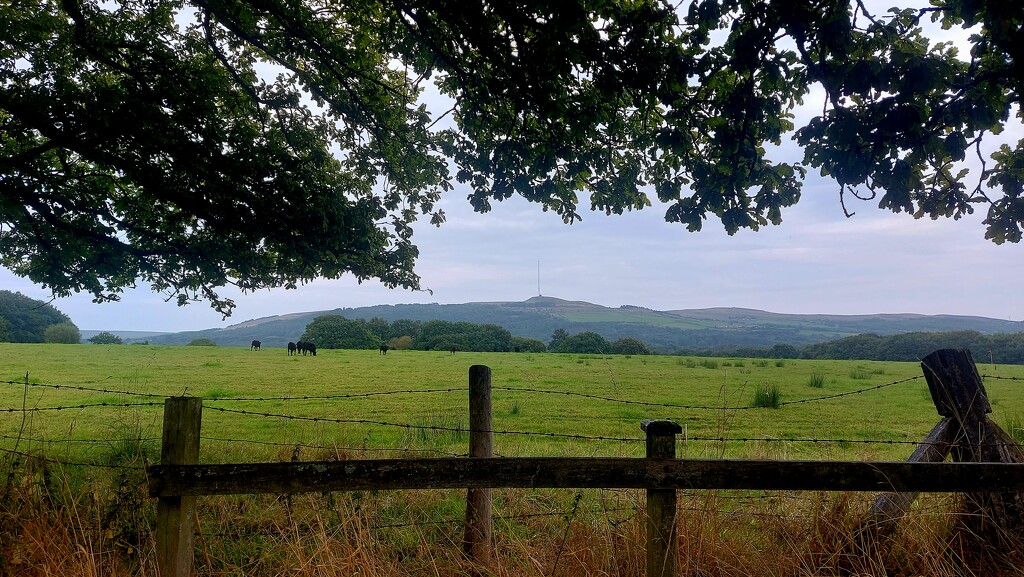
449,345,458,355
379,343,389,355
305,343,317,356
250,340,261,351
287,341,297,356
296,341,316,356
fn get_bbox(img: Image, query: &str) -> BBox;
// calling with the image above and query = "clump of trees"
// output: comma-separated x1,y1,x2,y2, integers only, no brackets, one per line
88,332,124,345
548,331,654,355
44,322,81,344
301,316,380,350
0,291,79,343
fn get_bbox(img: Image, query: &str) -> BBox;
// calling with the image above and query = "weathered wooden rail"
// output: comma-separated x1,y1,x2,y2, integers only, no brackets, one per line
149,350,1024,577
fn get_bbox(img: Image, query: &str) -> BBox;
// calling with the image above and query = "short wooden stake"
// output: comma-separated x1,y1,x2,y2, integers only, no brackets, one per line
156,397,202,577
643,419,682,577
464,365,493,566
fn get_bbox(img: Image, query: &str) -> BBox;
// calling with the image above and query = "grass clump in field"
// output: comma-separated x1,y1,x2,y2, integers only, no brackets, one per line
751,384,782,408
807,373,826,389
849,367,872,380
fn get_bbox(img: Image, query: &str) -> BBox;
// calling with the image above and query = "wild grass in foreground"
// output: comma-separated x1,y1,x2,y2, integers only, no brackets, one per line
3,454,1024,577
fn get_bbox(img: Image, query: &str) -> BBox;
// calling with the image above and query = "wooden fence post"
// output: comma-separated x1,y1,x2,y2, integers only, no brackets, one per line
643,419,682,577
464,365,493,566
920,349,1024,538
156,397,202,577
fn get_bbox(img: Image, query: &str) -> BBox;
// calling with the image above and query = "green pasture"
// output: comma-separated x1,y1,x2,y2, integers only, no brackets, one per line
2,343,1023,465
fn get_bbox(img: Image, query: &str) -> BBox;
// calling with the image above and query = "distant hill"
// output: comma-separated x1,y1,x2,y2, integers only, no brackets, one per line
135,296,1024,352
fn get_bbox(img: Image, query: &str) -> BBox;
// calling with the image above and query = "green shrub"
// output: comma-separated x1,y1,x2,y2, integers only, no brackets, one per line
700,358,719,370
187,338,217,346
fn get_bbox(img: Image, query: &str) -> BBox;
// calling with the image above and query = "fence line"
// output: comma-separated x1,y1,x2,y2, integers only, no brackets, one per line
202,405,646,443
197,435,466,456
0,379,168,398
1,401,164,412
145,350,1024,577
3,371,928,412
496,374,924,410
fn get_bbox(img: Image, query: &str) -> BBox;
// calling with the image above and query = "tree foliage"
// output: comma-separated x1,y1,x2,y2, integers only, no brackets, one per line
551,331,611,354
301,315,381,350
511,336,547,353
0,290,75,342
611,337,652,355
413,320,513,352
44,321,81,344
3,1,1022,314
88,331,123,344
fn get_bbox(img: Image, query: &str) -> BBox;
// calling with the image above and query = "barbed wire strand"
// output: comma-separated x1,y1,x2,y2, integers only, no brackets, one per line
0,379,166,398
495,375,923,411
199,435,465,457
202,405,644,443
203,388,467,402
0,401,164,413
0,433,159,444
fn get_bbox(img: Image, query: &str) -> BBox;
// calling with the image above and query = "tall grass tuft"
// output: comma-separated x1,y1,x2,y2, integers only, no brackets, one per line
751,384,782,408
1002,413,1024,444
807,373,826,388
849,368,871,380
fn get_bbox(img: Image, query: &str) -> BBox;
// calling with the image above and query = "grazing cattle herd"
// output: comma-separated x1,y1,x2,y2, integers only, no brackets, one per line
253,341,419,355
285,341,316,355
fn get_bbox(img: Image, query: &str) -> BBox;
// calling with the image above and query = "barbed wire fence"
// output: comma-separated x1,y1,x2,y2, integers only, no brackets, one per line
5,370,1023,472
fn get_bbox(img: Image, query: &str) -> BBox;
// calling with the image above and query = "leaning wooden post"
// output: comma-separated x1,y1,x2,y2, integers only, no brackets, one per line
921,349,1024,538
643,419,682,577
156,397,202,577
464,365,493,566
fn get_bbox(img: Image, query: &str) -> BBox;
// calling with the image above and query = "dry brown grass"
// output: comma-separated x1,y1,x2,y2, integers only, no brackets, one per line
2,459,1024,577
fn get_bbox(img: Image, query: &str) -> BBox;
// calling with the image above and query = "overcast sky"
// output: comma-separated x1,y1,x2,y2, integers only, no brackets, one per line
4,170,1020,333
3,3,1021,333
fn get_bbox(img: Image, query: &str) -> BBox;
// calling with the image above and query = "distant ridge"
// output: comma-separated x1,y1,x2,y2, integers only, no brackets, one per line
136,296,1024,351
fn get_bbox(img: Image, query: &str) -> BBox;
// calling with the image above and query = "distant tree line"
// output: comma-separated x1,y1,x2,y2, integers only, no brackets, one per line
299,315,544,353
298,316,656,355
680,331,1024,365
0,291,80,343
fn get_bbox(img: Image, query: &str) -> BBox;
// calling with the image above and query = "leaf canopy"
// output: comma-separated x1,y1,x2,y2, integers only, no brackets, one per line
2,0,1021,314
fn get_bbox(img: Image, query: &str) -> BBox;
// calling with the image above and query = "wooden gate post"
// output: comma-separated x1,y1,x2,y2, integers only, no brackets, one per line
464,365,493,566
643,419,682,577
920,349,1024,537
156,397,202,577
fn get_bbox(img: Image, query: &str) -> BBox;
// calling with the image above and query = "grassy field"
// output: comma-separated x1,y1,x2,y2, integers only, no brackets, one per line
3,343,1024,462
2,343,1023,576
